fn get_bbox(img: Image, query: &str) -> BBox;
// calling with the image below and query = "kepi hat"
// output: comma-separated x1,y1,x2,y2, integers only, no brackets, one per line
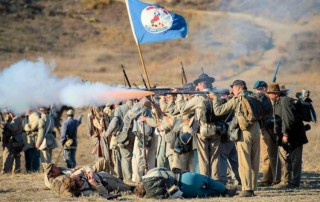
230,80,247,88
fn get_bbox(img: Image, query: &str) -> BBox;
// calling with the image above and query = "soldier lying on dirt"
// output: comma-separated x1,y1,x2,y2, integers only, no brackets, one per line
43,162,132,199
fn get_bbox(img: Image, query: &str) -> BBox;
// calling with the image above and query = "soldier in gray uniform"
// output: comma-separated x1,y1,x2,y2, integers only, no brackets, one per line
157,94,178,169
116,99,149,185
132,100,158,182
36,107,58,165
1,110,23,174
98,100,135,179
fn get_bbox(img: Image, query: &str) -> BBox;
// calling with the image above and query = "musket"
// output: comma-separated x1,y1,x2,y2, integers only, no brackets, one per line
142,121,148,174
143,87,191,91
287,81,297,96
0,112,3,142
151,90,217,96
141,74,148,89
181,62,188,85
272,56,282,83
139,75,163,123
121,65,132,88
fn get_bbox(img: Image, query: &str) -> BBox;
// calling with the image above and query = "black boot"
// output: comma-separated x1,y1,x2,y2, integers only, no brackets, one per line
238,190,254,197
224,187,237,197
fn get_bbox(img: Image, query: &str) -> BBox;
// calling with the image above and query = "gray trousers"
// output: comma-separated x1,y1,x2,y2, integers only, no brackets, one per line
118,131,135,181
218,141,240,184
156,132,168,168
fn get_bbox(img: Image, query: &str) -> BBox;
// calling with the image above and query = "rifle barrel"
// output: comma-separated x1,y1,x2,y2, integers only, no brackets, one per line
141,74,148,89
272,56,282,83
181,61,188,84
153,90,216,95
143,87,191,91
121,65,131,88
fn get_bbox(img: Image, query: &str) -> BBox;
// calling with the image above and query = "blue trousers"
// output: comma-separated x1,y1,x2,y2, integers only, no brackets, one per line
64,149,77,168
24,148,40,172
180,172,226,198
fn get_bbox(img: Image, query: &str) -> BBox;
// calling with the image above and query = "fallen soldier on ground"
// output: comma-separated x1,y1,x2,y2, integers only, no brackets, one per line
43,162,132,199
134,167,237,199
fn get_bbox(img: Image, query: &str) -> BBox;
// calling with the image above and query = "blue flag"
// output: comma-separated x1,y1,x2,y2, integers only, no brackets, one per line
125,0,188,44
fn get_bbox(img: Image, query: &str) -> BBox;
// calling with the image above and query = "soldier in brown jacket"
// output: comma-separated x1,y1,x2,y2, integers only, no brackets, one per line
210,80,261,197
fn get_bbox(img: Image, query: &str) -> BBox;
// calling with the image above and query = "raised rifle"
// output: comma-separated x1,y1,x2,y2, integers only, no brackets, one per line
121,64,132,88
272,56,282,83
287,81,297,96
181,62,188,85
141,74,148,89
142,121,148,174
0,112,4,142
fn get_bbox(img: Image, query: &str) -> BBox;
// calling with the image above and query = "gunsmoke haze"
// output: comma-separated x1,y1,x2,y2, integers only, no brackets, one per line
0,58,152,114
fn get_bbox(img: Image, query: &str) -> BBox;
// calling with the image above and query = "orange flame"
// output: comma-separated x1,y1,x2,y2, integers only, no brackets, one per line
99,89,155,102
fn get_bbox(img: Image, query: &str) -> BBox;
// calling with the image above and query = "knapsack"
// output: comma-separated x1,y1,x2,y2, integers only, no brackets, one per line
292,98,317,122
240,93,264,122
142,167,176,199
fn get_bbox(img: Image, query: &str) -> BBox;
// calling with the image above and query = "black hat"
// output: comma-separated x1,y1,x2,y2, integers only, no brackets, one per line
230,80,247,88
193,73,215,85
253,80,268,89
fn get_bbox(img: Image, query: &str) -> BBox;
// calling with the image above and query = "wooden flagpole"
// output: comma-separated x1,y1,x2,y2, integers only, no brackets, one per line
137,44,151,89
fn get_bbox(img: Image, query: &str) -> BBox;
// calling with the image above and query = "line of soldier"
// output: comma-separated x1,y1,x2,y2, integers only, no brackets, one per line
0,106,81,174
0,73,309,198
86,73,310,198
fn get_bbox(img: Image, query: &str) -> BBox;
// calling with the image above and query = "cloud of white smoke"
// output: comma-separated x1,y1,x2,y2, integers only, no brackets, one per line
0,58,150,114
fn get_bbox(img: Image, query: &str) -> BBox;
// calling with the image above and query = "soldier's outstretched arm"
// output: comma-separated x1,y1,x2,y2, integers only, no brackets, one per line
213,97,237,116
